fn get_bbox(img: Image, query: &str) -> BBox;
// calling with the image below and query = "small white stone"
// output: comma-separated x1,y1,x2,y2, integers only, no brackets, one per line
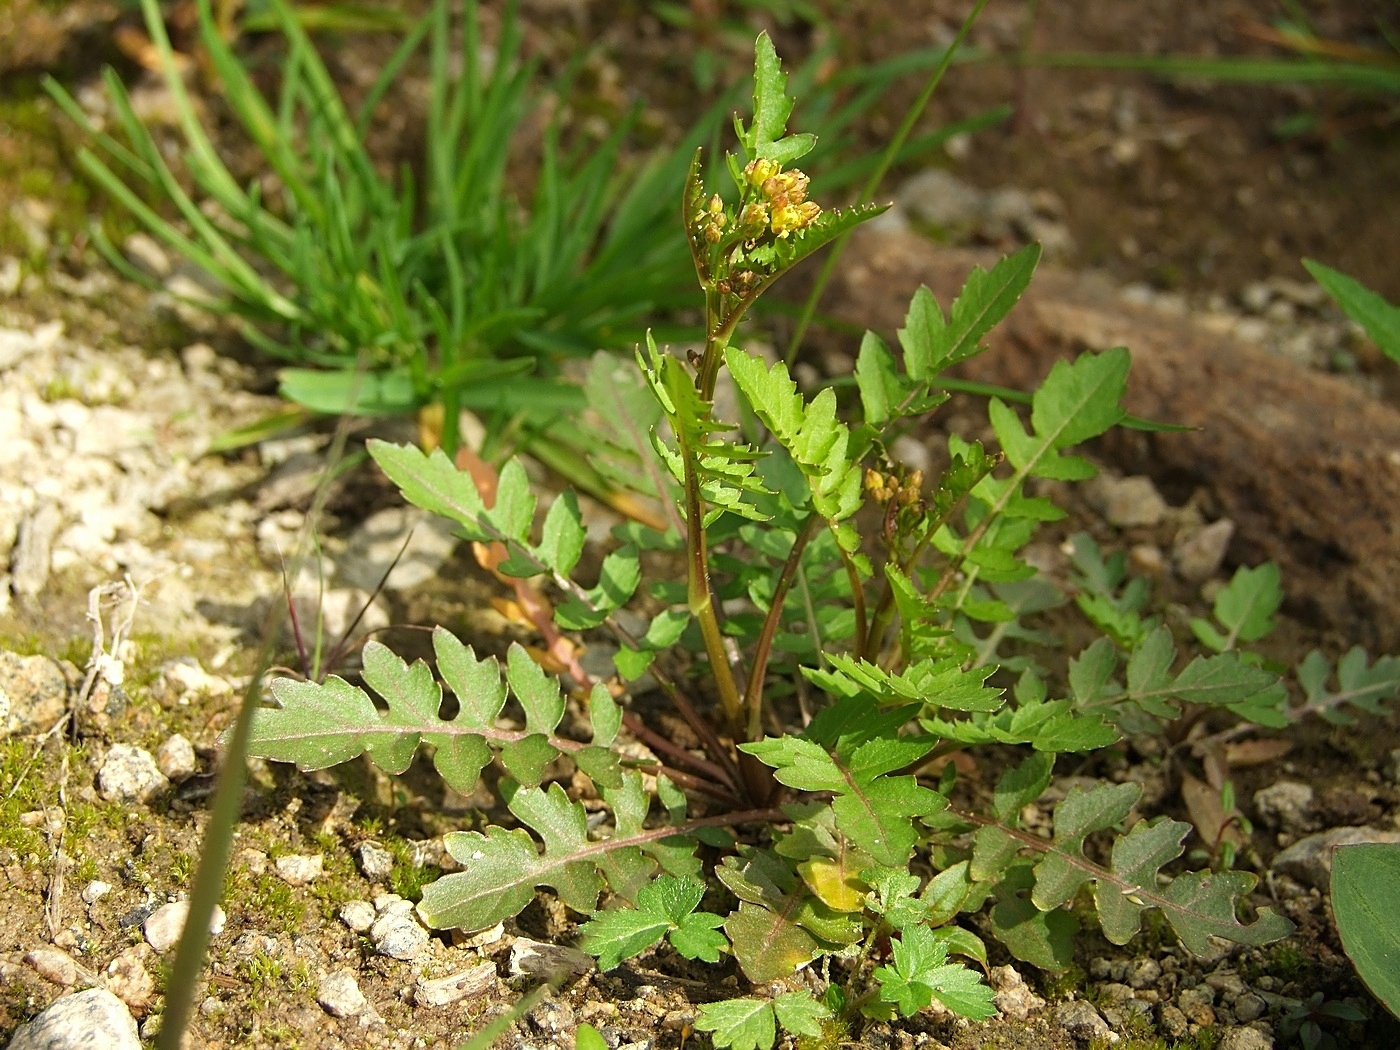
97,744,169,803
413,963,496,1007
155,734,197,781
339,899,376,933
356,842,395,882
317,969,367,1018
370,908,429,961
24,948,78,986
6,988,140,1050
143,900,227,954
82,880,113,904
275,853,323,886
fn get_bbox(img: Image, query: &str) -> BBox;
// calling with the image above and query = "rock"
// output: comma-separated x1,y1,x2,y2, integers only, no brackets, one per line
103,944,156,1011
414,963,496,1007
1177,985,1216,1026
154,734,197,782
10,503,63,597
1159,1003,1189,1037
121,233,171,280
96,745,169,803
894,169,985,235
333,505,458,593
1252,781,1315,832
1174,519,1235,583
339,900,376,933
274,853,323,886
0,649,68,738
143,900,226,954
80,881,111,905
990,964,1045,1021
6,988,140,1050
1126,958,1161,990
356,842,395,882
1233,993,1267,1023
1056,999,1116,1044
369,901,429,961
317,969,367,1018
1084,473,1169,528
161,659,231,700
1219,1026,1274,1050
527,995,576,1036
23,948,77,986
509,936,594,980
1272,826,1400,889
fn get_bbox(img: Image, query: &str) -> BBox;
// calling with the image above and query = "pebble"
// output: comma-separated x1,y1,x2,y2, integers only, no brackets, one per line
339,899,377,933
1271,825,1400,889
103,944,156,1011
1177,985,1216,1026
1174,518,1235,583
154,734,197,782
509,936,595,980
5,988,140,1050
96,744,169,804
274,853,323,886
1253,781,1315,832
333,505,458,592
317,969,368,1018
0,649,69,738
1159,1003,1189,1037
356,842,395,882
1233,992,1267,1023
1056,999,1116,1044
414,963,496,1007
369,900,429,961
81,880,112,905
1085,473,1169,528
989,964,1045,1021
528,995,576,1036
142,900,227,954
1126,958,1161,989
1219,1026,1274,1050
23,948,77,986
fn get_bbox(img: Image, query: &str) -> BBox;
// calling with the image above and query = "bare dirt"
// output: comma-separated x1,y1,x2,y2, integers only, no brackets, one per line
2,2,1400,1049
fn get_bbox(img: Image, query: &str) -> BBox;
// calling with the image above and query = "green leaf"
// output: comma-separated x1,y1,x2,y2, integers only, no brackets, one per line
874,924,996,1019
1304,259,1400,364
1192,563,1282,651
1332,843,1400,1018
506,645,565,736
740,33,814,166
579,874,725,971
741,736,946,865
771,990,832,1039
576,1024,609,1050
419,774,697,933
991,348,1130,483
538,490,586,578
695,997,776,1050
1297,647,1400,725
899,244,1041,380
989,864,1079,971
855,331,906,425
725,347,862,527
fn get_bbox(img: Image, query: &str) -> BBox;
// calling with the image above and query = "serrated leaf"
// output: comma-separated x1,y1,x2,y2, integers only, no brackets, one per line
580,874,725,971
1033,782,1141,909
1200,563,1283,649
772,990,831,1038
819,653,1005,713
1298,647,1400,724
742,736,945,865
989,864,1079,971
506,644,565,735
724,900,822,983
991,349,1129,482
538,491,586,578
855,331,906,425
368,439,488,539
899,245,1041,380
874,923,996,1019
726,347,862,526
993,752,1055,823
695,997,776,1050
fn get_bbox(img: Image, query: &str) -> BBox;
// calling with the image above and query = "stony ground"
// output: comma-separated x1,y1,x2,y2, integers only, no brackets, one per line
3,2,1400,1049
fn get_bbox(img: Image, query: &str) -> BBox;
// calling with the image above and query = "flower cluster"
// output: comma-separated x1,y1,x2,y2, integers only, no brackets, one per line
743,158,822,239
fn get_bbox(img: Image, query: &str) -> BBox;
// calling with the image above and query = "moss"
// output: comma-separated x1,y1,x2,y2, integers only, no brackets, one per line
229,870,308,934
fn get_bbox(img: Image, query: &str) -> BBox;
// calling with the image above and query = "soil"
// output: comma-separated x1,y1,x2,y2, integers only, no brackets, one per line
2,2,1400,1049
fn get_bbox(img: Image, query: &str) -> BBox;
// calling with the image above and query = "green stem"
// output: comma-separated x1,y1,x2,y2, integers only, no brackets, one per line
744,514,820,740
783,0,992,366
682,433,745,739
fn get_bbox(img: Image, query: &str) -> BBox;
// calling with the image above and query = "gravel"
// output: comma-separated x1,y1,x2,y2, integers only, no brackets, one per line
5,989,140,1050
